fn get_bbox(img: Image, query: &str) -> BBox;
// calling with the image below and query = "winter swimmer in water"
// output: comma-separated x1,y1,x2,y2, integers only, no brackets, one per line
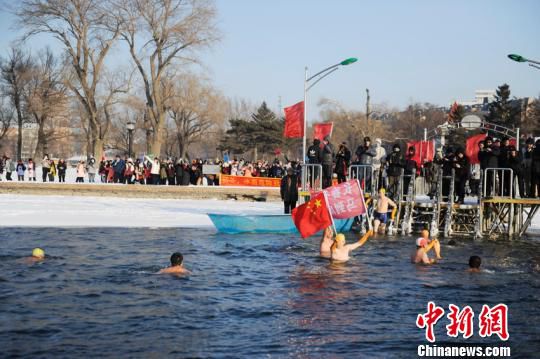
330,230,373,263
158,252,190,275
411,230,442,265
468,256,482,272
320,227,334,258
24,248,45,263
373,188,397,234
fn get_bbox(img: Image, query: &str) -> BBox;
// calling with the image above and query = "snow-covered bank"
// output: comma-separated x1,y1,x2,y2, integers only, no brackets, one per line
0,194,282,228
1,194,539,233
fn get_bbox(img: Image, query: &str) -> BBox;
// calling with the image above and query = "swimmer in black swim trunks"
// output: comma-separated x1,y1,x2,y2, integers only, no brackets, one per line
373,188,396,234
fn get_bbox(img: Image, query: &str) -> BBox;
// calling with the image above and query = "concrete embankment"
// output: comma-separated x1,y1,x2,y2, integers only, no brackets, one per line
0,182,281,202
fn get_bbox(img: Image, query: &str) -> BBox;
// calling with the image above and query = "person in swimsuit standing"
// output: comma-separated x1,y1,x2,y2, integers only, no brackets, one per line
373,188,397,234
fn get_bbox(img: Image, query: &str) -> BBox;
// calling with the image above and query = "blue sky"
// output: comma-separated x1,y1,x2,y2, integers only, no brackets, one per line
1,0,539,119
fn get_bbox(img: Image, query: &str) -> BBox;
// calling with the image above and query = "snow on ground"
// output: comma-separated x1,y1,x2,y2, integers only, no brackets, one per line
0,194,282,228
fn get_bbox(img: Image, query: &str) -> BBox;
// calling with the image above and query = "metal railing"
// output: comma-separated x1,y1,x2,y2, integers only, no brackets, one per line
348,164,376,195
300,163,323,195
482,168,513,198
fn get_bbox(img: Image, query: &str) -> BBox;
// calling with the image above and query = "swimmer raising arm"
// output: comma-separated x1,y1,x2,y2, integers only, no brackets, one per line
331,230,373,262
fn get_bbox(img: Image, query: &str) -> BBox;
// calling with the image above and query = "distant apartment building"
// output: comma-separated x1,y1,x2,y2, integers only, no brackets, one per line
458,90,496,107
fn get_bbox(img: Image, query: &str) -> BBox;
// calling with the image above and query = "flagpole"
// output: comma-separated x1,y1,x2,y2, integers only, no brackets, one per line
323,190,338,235
303,66,308,165
357,179,373,231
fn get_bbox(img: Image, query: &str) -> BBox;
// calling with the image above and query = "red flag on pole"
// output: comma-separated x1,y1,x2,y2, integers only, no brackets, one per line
323,179,367,219
466,133,487,164
406,140,435,167
283,101,304,138
313,122,333,141
292,193,333,238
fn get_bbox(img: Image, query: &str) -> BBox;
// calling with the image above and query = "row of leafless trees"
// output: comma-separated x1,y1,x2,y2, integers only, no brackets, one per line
1,0,224,160
0,47,68,159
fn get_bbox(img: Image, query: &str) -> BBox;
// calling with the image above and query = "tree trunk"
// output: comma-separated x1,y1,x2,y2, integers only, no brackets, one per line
150,127,162,157
17,115,23,160
178,136,185,161
93,138,104,162
253,146,258,161
33,121,46,160
146,128,153,154
149,111,167,157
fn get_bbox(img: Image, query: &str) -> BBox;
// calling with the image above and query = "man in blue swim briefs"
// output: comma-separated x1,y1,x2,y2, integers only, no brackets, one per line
373,188,396,234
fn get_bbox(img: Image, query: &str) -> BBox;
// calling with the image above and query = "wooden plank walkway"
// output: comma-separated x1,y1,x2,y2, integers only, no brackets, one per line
0,182,281,202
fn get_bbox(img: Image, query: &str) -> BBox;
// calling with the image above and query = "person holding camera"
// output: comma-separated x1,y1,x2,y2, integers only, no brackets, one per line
335,142,351,184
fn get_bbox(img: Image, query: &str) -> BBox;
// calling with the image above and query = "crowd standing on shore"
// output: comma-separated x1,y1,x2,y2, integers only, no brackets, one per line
0,153,300,186
1,136,539,199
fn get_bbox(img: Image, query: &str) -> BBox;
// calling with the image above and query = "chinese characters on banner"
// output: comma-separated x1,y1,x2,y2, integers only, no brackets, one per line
417,302,509,343
220,174,281,187
322,180,366,219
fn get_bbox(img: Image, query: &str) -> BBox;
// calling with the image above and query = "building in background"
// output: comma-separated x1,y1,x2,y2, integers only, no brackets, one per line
458,90,496,108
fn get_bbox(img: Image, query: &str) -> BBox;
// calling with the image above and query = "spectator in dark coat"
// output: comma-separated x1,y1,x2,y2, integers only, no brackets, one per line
403,146,418,194
307,139,322,164
182,163,191,185
522,138,534,197
441,148,455,199
280,167,299,214
507,146,523,197
453,149,470,203
386,143,404,198
57,159,67,183
112,155,126,183
321,135,334,189
483,137,500,196
175,160,184,185
355,137,375,165
355,136,376,190
531,140,540,198
335,142,351,183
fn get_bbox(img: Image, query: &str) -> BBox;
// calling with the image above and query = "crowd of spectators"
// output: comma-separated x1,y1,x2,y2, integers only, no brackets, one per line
1,135,539,200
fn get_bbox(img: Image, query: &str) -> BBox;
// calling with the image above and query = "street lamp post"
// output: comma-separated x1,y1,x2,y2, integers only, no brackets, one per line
302,57,357,163
126,121,135,158
508,53,540,70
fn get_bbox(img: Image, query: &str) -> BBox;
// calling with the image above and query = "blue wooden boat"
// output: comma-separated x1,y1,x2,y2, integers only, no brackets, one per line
208,213,354,234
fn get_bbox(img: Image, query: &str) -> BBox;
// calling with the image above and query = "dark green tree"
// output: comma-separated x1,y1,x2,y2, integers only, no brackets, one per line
249,102,283,157
488,83,520,128
218,118,254,155
219,102,287,160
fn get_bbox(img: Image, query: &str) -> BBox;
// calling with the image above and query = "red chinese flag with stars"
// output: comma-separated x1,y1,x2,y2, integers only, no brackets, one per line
292,193,332,238
283,101,304,138
466,133,487,164
313,122,333,141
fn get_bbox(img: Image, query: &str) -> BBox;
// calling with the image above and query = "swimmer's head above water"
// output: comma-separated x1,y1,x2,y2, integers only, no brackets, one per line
32,248,45,259
335,233,346,246
170,252,184,266
469,256,481,270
